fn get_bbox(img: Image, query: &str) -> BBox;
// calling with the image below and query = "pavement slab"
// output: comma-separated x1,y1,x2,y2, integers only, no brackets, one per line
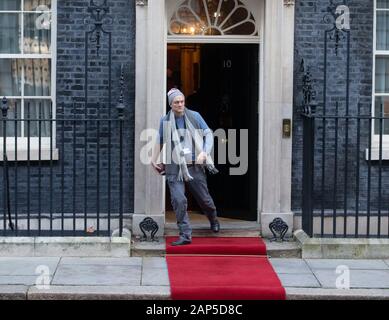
52,264,142,286
60,257,142,266
277,273,321,288
142,257,168,269
305,259,389,270
313,269,389,289
0,256,388,300
141,268,170,286
0,257,60,276
0,276,46,286
270,258,312,274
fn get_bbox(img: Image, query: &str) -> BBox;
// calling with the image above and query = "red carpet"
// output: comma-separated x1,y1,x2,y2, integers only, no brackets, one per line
166,237,286,300
166,236,267,255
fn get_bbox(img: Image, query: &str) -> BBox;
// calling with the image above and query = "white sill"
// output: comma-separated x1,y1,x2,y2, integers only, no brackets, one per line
365,147,389,161
0,149,59,161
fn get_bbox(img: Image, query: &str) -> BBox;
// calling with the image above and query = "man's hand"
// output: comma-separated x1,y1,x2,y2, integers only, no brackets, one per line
196,151,208,164
152,162,165,175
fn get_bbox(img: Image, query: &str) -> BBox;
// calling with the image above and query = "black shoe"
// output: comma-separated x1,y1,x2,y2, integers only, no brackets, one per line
171,238,192,246
210,220,220,233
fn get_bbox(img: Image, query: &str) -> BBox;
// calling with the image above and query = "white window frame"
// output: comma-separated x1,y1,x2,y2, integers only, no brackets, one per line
0,0,58,161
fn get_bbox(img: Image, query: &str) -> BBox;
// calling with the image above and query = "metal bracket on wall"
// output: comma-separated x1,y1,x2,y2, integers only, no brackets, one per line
136,0,148,6
283,0,295,7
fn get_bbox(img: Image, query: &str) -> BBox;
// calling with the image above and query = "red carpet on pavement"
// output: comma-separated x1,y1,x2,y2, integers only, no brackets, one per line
166,237,286,300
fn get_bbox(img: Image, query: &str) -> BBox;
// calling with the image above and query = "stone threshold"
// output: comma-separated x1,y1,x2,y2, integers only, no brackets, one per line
0,237,131,257
0,234,301,258
294,229,389,259
131,237,301,258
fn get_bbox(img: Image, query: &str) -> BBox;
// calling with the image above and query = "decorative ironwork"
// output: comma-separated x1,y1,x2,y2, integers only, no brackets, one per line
169,0,257,36
1,97,8,117
283,0,295,7
139,217,159,242
301,60,316,108
83,0,116,121
269,218,289,242
301,0,355,238
3,154,14,231
1,97,14,231
84,0,113,56
136,0,148,6
116,64,125,119
323,0,349,56
0,0,128,237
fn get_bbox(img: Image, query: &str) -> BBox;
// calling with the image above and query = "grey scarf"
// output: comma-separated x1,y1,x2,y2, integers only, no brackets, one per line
168,109,219,182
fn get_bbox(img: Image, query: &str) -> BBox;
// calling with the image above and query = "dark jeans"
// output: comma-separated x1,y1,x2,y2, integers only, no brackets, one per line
167,165,217,240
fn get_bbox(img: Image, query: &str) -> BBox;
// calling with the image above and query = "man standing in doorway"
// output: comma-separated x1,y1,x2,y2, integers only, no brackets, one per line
151,88,220,246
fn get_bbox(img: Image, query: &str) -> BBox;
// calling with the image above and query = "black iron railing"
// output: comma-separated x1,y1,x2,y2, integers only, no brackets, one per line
298,0,389,238
0,99,125,237
0,0,129,237
302,103,389,238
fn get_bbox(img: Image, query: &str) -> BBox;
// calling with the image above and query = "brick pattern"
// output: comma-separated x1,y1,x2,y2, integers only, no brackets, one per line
0,0,135,224
292,0,377,213
1,0,380,226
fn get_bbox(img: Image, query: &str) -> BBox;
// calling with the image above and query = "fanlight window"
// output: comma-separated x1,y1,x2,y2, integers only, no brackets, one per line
169,0,257,36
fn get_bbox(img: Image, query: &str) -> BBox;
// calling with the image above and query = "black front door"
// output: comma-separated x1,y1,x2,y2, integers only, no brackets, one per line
198,44,259,221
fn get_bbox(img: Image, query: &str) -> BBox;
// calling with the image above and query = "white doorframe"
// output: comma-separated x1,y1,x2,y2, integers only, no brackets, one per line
134,0,295,237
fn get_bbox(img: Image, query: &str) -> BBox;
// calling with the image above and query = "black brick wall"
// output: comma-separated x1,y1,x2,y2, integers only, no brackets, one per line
2,0,381,227
292,0,379,214
0,0,135,224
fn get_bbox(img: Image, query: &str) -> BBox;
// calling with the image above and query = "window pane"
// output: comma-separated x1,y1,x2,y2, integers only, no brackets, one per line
375,57,389,93
24,13,51,54
0,13,21,53
0,99,22,137
24,0,51,11
377,12,389,50
169,0,256,36
374,96,389,135
24,100,51,137
0,59,22,96
0,0,21,11
224,20,256,36
24,59,51,96
378,0,389,9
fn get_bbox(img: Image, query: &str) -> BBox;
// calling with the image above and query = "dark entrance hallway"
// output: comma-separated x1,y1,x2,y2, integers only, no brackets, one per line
166,43,259,221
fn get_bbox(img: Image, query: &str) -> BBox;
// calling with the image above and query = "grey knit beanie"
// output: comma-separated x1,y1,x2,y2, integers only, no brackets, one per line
167,88,185,107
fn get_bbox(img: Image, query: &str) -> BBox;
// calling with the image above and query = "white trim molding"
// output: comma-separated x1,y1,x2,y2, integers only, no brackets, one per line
0,0,57,160
372,0,389,147
134,1,296,233
260,0,295,235
0,148,59,161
